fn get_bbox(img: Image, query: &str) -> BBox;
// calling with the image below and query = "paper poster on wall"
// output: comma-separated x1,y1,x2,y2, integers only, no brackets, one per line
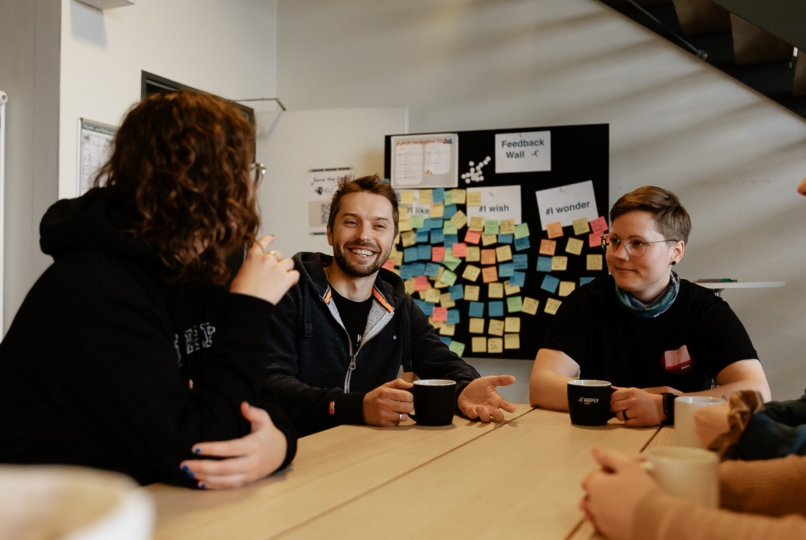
535,180,599,230
77,118,117,197
465,185,522,223
309,168,352,234
494,130,551,174
391,133,459,188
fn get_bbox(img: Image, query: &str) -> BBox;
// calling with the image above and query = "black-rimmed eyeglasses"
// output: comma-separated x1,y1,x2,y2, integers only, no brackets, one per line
601,234,678,258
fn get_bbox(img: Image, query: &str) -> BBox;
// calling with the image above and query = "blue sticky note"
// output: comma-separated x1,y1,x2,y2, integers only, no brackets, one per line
399,265,414,280
404,247,419,262
430,230,444,244
509,271,526,287
449,284,464,300
424,218,437,230
447,309,460,325
499,263,514,278
415,230,430,243
498,234,513,244
489,301,504,318
444,204,457,219
432,188,445,204
513,254,528,270
439,336,452,346
580,277,595,286
537,256,553,273
418,245,432,260
514,237,531,251
443,234,458,247
417,300,434,316
425,263,440,277
468,302,485,318
541,275,560,294
410,263,426,277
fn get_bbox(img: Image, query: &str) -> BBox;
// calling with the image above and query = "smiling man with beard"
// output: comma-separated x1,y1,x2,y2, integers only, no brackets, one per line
263,175,516,436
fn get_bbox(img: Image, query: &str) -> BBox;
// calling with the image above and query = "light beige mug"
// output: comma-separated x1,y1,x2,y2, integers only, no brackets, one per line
674,396,724,448
642,447,719,508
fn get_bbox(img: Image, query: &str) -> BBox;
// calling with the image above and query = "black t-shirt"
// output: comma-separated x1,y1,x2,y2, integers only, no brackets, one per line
540,275,759,392
330,287,373,353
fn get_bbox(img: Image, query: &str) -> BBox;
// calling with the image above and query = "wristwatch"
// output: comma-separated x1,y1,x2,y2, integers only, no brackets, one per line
661,393,677,425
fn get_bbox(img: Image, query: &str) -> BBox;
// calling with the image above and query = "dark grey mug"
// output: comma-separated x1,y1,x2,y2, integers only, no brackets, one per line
567,379,614,426
409,379,456,426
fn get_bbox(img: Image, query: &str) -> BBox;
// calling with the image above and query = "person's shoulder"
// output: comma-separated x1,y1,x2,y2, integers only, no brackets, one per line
568,274,612,304
679,279,724,307
377,267,408,308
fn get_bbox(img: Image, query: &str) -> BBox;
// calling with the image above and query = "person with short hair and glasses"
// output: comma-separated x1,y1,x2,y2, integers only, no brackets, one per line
530,186,770,427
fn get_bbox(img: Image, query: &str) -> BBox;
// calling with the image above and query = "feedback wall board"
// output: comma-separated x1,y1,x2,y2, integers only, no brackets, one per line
384,124,609,361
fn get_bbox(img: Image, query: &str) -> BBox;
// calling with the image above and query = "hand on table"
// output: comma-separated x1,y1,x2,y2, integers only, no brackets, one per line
230,235,300,305
362,378,414,426
611,387,665,427
694,402,730,448
180,402,287,490
457,375,517,423
580,447,658,540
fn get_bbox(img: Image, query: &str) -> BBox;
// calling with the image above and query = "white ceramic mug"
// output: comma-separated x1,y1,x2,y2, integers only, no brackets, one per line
674,396,724,448
642,447,719,508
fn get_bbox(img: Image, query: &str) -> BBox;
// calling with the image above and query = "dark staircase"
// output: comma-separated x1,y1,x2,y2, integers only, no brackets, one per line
599,0,806,120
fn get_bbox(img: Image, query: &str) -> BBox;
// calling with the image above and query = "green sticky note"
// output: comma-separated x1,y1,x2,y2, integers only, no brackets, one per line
484,220,500,235
443,258,462,271
449,340,466,357
514,223,530,239
440,269,458,286
507,296,523,313
410,214,425,229
443,220,459,235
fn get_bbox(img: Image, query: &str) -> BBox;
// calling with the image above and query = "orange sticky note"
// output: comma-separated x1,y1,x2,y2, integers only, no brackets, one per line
590,216,609,236
452,243,468,258
589,233,601,248
546,222,563,239
465,230,481,245
539,239,556,256
432,307,448,322
432,246,445,262
382,259,396,271
481,249,497,265
413,276,430,291
482,266,499,283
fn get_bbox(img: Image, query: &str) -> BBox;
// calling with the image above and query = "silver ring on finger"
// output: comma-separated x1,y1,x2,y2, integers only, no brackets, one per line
398,412,403,424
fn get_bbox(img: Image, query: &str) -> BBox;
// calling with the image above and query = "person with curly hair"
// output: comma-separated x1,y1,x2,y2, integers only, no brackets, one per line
0,90,300,489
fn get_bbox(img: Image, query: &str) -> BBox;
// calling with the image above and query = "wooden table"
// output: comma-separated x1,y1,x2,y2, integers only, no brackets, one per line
146,406,668,540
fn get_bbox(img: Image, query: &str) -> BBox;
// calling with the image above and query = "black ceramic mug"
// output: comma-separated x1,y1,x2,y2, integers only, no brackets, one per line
567,379,614,426
409,379,457,426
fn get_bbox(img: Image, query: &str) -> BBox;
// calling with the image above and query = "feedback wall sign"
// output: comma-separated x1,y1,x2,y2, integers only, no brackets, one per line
494,131,551,174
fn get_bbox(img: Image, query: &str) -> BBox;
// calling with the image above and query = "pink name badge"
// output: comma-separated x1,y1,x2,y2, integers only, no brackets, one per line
662,345,692,373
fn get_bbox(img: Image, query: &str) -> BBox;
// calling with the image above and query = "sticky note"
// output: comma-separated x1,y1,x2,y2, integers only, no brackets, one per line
446,309,460,325
482,266,499,283
541,275,560,294
401,231,416,247
410,214,425,229
550,256,568,271
504,281,521,296
404,247,418,262
580,277,595,286
464,230,481,245
443,234,458,247
389,250,403,266
471,336,487,353
589,233,601,248
464,285,480,302
432,246,446,262
497,234,513,244
439,269,458,287
513,254,528,270
587,254,603,271
418,190,433,204
424,263,441,277
469,216,485,231
399,265,413,280
484,220,500,235
430,204,444,219
514,223,531,239
425,288,441,303
514,237,530,251
509,271,526,288
462,265,481,282
522,297,540,315
415,299,433,316
537,256,553,273
488,338,504,354
439,324,455,336
507,296,523,313
505,317,521,333
559,281,576,297
498,263,514,278
432,307,448,322
399,191,415,205
430,230,444,244
466,246,481,262
590,216,609,235
440,336,452,346
489,320,505,337
410,263,426,276
399,219,412,232
449,284,464,300
504,334,520,350
449,340,465,356
467,191,482,207
451,189,467,204
488,282,504,298
439,293,455,308
399,206,410,218
404,279,415,295
442,255,462,272
421,218,435,231
481,234,497,246
566,238,584,256
451,210,468,230
443,220,459,236
382,259,396,271
452,243,468,258
500,219,516,235
573,217,591,236
418,245,432,260
415,230,429,244
432,188,445,204
469,318,486,334
481,249,497,265
545,298,562,315
538,239,556,256
496,245,513,262
489,301,504,317
414,276,430,291
468,302,485,318
443,204,457,219
546,222,563,239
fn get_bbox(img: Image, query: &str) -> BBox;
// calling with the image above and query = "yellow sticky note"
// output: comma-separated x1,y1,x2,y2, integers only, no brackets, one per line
504,333,520,350
566,238,584,256
467,191,482,207
464,285,480,302
404,279,415,295
471,336,487,353
425,288,441,303
481,233,497,246
462,265,481,282
429,318,443,329
401,231,416,247
500,219,516,235
389,250,403,266
469,217,485,232
488,320,505,336
551,256,568,271
545,298,562,315
587,254,603,271
439,293,455,308
399,206,410,218
430,204,444,219
496,245,513,262
399,219,412,232
418,190,433,204
399,191,415,205
450,210,468,230
504,281,521,296
451,189,467,204
469,318,486,334
434,279,449,289
488,282,504,298
559,281,576,297
439,324,456,336
466,246,481,262
488,338,504,353
522,297,540,315
505,317,521,333
573,217,591,236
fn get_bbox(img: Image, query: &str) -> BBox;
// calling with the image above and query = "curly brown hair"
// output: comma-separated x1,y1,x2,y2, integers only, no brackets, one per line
93,90,259,284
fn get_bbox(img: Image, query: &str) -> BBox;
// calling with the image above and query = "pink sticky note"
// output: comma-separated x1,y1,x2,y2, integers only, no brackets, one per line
465,230,481,245
432,307,448,322
589,233,601,248
452,243,468,258
413,276,429,291
590,216,608,236
382,259,396,271
432,246,446,262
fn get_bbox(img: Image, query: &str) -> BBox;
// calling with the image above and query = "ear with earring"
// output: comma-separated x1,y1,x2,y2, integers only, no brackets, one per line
671,261,677,265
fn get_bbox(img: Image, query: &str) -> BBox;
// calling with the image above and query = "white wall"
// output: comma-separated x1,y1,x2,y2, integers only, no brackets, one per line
277,0,806,402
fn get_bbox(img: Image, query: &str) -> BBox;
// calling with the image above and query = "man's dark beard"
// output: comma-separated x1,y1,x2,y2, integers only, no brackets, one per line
333,243,390,278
